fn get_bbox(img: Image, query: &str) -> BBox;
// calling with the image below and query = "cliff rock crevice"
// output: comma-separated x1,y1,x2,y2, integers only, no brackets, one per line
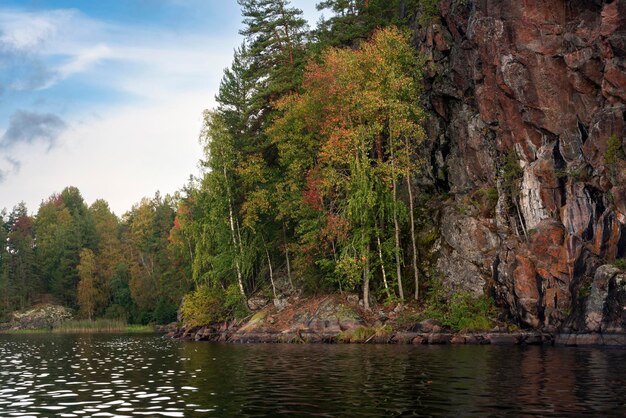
422,0,626,330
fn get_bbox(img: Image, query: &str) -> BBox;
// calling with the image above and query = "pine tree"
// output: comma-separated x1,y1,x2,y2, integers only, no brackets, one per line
315,0,422,48
216,44,255,144
239,0,308,114
5,203,39,309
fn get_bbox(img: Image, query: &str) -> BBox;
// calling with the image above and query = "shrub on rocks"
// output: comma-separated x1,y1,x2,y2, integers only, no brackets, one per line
180,284,247,327
424,279,496,332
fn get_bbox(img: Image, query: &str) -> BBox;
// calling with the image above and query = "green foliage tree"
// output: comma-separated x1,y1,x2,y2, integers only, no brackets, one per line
105,263,136,321
35,188,96,305
123,192,181,321
216,44,255,143
1,187,182,324
61,186,98,251
153,297,178,324
126,198,158,313
195,111,249,299
90,200,121,276
180,285,225,327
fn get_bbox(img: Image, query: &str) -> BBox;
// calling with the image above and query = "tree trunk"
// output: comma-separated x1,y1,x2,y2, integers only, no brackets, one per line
363,242,370,311
224,166,246,300
405,173,420,300
390,144,404,303
392,178,405,303
185,232,194,267
265,244,277,299
283,223,294,291
376,231,391,299
392,213,404,302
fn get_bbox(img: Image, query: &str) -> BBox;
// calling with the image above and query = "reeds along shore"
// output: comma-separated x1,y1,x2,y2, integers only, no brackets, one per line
2,319,154,334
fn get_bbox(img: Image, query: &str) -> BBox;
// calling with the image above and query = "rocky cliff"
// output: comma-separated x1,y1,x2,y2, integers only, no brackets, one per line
421,0,626,332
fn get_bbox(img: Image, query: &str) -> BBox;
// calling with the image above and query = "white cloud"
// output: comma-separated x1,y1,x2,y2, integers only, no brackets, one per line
57,44,113,78
0,7,231,94
0,6,236,213
0,9,72,49
0,91,209,215
0,2,324,214
0,8,111,93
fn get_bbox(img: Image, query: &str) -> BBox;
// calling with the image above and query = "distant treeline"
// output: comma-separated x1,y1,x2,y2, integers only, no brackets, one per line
1,1,443,324
0,188,188,324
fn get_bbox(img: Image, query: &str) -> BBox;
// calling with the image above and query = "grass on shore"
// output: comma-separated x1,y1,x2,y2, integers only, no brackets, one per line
337,325,393,343
1,319,155,334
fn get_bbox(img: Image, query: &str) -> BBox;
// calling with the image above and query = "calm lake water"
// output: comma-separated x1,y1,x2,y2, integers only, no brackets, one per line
1,334,626,417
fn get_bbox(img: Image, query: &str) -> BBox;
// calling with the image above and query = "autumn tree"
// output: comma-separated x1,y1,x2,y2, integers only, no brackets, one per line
89,199,122,306
0,1,434,325
165,187,196,305
125,198,160,315
270,27,425,306
90,201,121,275
77,248,100,320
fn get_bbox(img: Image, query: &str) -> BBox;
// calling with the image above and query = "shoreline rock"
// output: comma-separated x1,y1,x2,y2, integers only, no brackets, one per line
166,325,626,347
166,294,626,347
0,304,73,331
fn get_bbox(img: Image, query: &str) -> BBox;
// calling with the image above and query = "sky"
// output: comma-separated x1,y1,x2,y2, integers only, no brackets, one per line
0,0,321,216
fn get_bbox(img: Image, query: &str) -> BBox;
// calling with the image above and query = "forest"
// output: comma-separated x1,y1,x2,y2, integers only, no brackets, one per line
0,189,186,324
0,0,455,325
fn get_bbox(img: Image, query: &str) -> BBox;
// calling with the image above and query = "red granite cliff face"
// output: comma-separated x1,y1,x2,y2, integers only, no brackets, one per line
422,0,626,331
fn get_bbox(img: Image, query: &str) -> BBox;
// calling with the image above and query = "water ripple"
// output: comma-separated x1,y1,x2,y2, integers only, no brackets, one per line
1,334,626,416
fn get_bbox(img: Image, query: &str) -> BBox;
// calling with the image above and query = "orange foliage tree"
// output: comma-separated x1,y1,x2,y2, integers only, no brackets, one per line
270,27,425,307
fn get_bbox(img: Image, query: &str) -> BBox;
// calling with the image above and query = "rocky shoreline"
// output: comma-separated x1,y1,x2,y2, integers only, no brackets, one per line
165,325,545,345
163,294,626,347
165,324,626,347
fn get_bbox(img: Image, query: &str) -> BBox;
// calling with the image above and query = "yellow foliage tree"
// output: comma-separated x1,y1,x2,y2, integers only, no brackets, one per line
77,248,100,320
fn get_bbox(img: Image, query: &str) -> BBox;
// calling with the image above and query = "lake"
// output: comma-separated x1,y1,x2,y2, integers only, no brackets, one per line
0,334,625,417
